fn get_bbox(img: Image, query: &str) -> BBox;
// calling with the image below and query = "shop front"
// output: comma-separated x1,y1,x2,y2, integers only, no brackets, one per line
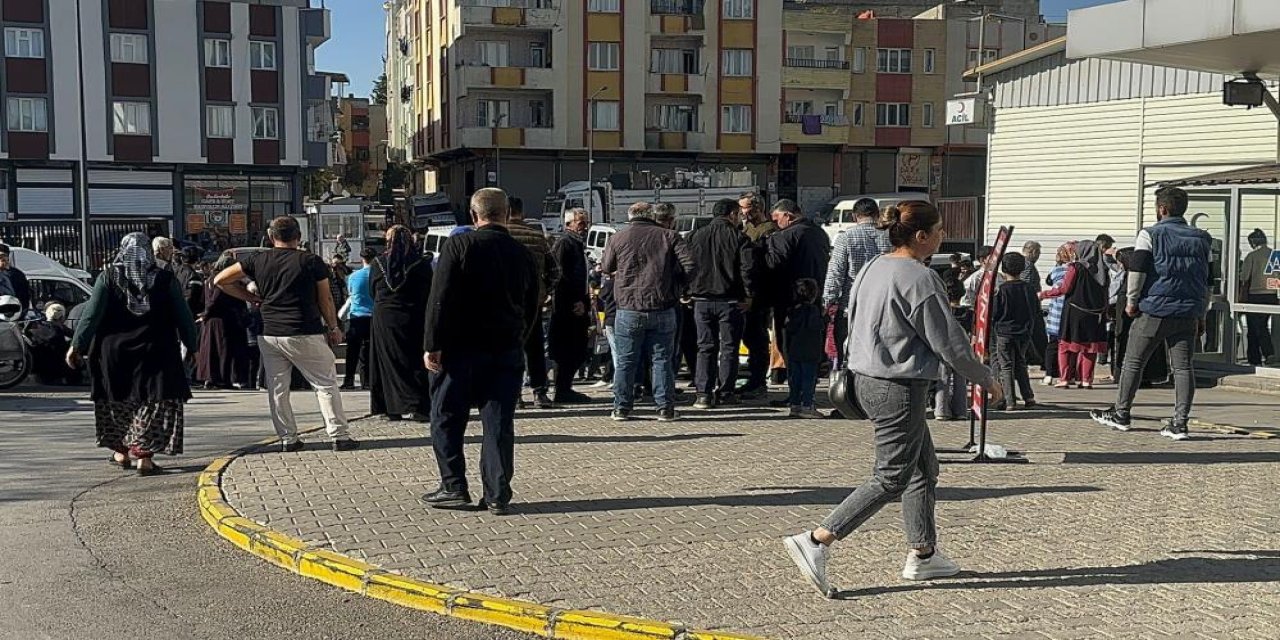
180,172,298,253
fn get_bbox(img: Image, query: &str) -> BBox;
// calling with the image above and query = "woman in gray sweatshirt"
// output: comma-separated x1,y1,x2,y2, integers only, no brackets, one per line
783,201,1003,597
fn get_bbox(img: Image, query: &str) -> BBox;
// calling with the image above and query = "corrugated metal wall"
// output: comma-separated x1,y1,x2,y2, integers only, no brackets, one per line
990,52,1236,110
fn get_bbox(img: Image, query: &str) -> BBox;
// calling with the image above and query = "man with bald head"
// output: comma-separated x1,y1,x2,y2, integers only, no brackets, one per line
422,188,541,516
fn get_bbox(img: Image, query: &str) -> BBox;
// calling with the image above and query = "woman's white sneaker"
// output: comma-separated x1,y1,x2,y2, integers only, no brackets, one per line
901,548,961,581
783,533,832,597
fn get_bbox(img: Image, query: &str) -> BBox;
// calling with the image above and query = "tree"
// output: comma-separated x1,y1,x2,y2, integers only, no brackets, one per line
377,162,411,204
371,73,388,106
303,168,337,199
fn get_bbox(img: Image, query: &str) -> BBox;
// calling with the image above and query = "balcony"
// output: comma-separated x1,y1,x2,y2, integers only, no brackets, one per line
781,114,849,145
645,72,706,95
300,7,330,45
782,63,850,91
650,0,704,15
644,130,706,152
458,63,555,92
784,58,849,70
460,1,557,30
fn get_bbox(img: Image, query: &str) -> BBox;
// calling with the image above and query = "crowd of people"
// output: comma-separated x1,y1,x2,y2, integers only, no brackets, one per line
33,184,1238,590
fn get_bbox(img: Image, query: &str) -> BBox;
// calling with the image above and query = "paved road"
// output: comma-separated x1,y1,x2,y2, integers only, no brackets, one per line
0,387,532,640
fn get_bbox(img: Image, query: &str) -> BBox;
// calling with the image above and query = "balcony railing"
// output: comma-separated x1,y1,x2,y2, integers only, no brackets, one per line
784,58,850,70
458,57,551,69
650,0,704,15
460,0,553,7
463,112,554,129
784,113,849,126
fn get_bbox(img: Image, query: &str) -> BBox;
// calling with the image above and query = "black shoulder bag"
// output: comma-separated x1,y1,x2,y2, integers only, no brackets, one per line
828,256,879,421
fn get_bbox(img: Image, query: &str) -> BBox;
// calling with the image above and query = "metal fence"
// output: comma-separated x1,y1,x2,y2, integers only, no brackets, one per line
0,220,172,271
783,58,850,70
938,197,979,242
650,0,704,15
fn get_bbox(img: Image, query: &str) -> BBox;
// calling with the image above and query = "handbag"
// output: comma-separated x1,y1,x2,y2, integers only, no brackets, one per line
828,257,880,421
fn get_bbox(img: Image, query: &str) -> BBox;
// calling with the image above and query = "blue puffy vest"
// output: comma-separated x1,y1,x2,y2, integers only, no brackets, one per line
1139,217,1212,318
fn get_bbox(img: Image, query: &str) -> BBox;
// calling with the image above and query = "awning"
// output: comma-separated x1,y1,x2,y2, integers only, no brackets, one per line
1067,0,1280,76
1155,163,1280,188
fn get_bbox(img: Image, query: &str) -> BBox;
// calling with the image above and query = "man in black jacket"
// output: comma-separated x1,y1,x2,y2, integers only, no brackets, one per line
548,208,592,404
686,198,757,409
422,188,540,516
0,244,31,313
764,200,832,391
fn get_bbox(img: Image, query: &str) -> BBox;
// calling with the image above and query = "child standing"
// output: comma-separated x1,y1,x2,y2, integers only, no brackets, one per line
991,252,1039,410
1042,242,1075,385
934,286,974,420
785,278,826,419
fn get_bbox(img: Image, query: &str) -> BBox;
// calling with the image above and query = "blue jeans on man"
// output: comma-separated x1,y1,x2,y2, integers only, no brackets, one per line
613,308,678,411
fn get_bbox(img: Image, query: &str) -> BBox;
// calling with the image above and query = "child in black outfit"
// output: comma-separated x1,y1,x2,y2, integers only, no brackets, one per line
785,278,826,419
991,252,1039,410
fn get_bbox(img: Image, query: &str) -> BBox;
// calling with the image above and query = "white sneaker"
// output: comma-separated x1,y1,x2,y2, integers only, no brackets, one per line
590,380,610,388
901,548,961,581
1041,376,1054,386
783,533,832,597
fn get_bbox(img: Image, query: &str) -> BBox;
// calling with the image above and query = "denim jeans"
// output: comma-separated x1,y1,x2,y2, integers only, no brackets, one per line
429,348,523,505
821,377,937,547
613,308,678,410
786,360,818,407
694,300,745,397
1115,314,1197,426
995,335,1035,405
933,365,967,419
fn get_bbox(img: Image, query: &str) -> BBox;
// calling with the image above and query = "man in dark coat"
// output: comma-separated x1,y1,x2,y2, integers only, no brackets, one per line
422,188,540,516
764,200,832,394
548,208,593,404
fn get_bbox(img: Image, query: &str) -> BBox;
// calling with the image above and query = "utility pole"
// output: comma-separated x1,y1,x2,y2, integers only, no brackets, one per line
586,86,607,222
74,0,92,268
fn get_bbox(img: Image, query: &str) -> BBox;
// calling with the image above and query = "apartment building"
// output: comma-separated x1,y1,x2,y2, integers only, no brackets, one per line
336,95,388,196
0,0,331,267
384,0,783,214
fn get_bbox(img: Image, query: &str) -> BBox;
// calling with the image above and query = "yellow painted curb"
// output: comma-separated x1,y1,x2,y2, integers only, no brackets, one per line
1190,419,1279,439
198,450,769,640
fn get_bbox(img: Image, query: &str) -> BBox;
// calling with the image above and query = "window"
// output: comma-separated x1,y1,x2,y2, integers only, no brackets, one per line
823,102,842,118
587,0,619,11
967,48,999,67
721,105,751,133
206,105,234,138
825,47,842,62
476,99,510,127
877,48,911,73
786,101,813,115
924,49,936,74
110,33,148,64
476,40,510,67
590,101,620,131
5,97,47,132
875,103,910,127
651,104,697,132
204,39,231,67
852,47,866,73
851,102,865,126
723,0,752,19
3,28,44,59
722,49,752,76
922,103,935,128
528,99,547,127
588,42,619,71
252,106,279,139
113,101,151,135
786,45,814,61
249,41,277,70
650,48,697,74
529,43,546,68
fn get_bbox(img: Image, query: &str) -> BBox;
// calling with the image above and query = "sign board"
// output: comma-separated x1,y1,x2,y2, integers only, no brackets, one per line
1267,250,1280,290
970,225,1014,420
946,98,981,126
190,187,246,212
896,152,930,189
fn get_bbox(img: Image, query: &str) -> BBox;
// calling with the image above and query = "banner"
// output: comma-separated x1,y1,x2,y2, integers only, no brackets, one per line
970,225,1014,420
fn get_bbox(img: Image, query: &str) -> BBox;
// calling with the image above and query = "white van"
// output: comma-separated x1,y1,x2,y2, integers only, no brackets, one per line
822,192,932,241
6,247,94,311
585,224,618,264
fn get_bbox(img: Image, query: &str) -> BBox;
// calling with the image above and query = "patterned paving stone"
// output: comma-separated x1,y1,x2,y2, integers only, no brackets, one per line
221,384,1280,639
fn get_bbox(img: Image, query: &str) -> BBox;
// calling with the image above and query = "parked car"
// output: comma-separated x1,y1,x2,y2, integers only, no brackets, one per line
584,224,618,264
6,247,94,312
821,192,933,240
674,215,712,238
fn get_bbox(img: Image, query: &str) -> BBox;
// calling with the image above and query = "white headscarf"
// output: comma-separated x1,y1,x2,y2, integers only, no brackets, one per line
110,232,159,316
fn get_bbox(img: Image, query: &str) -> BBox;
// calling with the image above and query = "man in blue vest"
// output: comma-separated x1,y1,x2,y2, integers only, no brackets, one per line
1091,187,1211,440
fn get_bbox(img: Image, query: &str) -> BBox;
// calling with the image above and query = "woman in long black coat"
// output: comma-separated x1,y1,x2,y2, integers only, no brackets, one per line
68,232,198,475
196,252,248,389
368,225,434,420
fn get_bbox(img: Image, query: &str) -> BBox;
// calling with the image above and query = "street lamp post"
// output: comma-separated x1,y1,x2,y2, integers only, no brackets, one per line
586,86,607,222
493,112,507,186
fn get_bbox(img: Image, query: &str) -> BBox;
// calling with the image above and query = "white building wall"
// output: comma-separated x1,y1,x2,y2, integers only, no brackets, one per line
154,0,203,163
986,91,1279,274
230,2,255,163
756,0,784,155
281,6,303,165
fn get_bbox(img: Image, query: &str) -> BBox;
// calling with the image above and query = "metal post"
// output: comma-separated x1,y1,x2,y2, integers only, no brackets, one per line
74,0,92,269
586,86,607,222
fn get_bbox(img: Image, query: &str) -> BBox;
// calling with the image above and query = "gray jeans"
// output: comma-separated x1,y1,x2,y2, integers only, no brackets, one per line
1115,314,1197,425
821,377,938,547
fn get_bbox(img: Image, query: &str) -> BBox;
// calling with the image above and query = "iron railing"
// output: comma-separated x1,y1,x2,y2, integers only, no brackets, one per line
650,0,704,15
783,58,850,70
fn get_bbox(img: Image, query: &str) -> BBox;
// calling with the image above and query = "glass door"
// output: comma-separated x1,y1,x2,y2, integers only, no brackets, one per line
1231,189,1280,371
1185,193,1233,365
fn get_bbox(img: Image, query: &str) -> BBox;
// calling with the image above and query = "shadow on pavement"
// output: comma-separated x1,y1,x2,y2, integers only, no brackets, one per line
246,431,748,454
831,551,1280,599
514,484,1101,514
1062,451,1280,464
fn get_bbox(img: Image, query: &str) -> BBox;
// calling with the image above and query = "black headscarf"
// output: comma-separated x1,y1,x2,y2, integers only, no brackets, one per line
380,226,418,291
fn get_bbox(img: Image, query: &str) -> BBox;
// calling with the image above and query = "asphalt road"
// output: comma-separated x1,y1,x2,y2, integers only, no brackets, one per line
0,386,533,640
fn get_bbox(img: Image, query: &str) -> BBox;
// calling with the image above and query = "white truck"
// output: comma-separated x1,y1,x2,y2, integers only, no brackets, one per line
540,169,758,234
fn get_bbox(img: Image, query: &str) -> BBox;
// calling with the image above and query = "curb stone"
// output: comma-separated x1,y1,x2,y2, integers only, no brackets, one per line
197,443,769,640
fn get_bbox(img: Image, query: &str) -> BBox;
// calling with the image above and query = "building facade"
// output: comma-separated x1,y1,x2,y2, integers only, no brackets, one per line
0,0,331,268
336,95,388,197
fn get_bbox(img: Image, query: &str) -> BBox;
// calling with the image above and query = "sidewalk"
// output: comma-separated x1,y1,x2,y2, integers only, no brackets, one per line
215,382,1280,639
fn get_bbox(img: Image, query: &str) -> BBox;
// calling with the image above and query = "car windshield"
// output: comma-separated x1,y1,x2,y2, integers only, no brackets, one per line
542,197,564,218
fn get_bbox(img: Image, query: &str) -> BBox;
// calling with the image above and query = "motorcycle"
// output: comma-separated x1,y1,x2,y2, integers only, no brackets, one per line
0,296,32,389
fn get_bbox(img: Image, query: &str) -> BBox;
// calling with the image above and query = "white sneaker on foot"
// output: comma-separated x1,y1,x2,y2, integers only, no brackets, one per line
590,380,610,388
1041,376,1054,386
783,533,832,597
901,548,960,581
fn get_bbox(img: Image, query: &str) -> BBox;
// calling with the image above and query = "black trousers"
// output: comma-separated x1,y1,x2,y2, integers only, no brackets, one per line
342,315,371,388
1245,293,1278,365
742,305,771,388
429,348,523,505
678,303,699,381
694,300,745,397
549,309,589,395
832,309,848,369
522,308,549,392
995,335,1035,405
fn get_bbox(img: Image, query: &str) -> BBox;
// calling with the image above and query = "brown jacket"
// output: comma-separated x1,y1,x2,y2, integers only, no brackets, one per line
507,219,560,299
601,218,695,312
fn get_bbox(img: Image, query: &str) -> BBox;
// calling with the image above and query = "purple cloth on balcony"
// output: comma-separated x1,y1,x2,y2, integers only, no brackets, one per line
801,115,822,135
